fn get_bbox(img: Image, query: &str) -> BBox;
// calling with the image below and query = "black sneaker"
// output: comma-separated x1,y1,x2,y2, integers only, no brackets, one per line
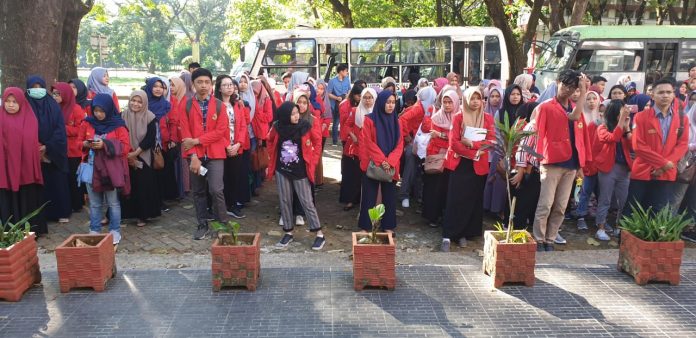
544,243,555,252
312,236,326,251
226,208,246,219
536,243,545,252
681,228,696,243
276,233,293,248
193,224,210,240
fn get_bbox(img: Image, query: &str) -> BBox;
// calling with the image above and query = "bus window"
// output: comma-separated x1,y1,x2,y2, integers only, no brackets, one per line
400,37,451,64
351,67,397,84
679,41,696,71
468,41,482,85
572,49,644,72
646,42,677,84
262,39,317,66
320,44,348,81
350,38,400,64
484,36,501,80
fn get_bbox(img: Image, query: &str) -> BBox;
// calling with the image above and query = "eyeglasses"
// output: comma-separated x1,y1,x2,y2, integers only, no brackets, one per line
221,84,234,88
51,91,61,97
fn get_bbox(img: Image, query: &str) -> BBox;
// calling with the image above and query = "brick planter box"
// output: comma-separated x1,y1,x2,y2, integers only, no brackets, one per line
211,233,260,291
618,230,684,285
483,230,536,288
55,234,116,293
0,233,41,301
352,232,395,291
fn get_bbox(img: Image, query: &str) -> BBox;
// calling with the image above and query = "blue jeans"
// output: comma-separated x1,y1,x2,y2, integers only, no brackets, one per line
622,179,675,216
576,174,599,217
331,102,340,145
86,184,120,233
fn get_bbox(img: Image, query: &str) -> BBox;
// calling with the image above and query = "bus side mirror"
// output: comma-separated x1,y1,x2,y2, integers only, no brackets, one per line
240,44,245,62
555,43,564,58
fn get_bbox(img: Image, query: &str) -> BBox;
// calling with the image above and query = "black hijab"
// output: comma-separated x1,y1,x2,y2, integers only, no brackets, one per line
275,101,311,142
349,80,366,106
25,75,69,173
69,78,90,109
517,102,540,123
499,84,523,124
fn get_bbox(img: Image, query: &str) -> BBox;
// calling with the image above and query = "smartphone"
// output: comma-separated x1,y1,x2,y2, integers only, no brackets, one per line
199,166,208,176
626,104,638,114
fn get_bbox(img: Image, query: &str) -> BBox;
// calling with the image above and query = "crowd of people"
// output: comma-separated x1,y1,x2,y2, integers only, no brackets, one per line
2,61,696,252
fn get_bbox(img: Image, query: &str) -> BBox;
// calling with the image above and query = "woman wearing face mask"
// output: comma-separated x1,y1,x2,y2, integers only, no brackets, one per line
145,78,179,205
87,67,120,113
51,82,87,213
358,90,404,234
484,85,522,222
215,75,249,218
121,90,161,227
339,84,371,210
80,93,130,245
575,91,604,230
441,87,495,251
421,89,458,228
267,102,325,250
0,87,47,235
26,75,71,223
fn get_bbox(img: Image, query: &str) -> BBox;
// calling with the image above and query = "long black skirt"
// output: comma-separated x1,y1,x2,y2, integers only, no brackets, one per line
224,155,250,208
422,171,450,223
41,162,71,220
442,159,486,240
239,151,252,204
0,184,47,234
121,163,162,221
67,157,85,212
157,146,180,201
339,155,362,204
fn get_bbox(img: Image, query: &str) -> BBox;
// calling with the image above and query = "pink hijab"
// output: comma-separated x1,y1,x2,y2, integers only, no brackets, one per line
0,87,43,191
431,90,460,129
433,78,449,94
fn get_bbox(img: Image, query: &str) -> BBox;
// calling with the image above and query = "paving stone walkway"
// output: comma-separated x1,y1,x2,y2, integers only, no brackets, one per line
2,264,695,337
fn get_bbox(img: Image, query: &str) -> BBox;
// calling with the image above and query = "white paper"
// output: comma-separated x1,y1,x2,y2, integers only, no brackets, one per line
464,126,487,142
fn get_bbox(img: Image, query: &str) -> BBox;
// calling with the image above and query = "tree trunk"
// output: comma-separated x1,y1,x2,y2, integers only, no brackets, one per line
436,0,443,26
618,0,628,24
484,0,535,82
569,0,589,25
656,0,666,25
549,0,563,33
635,1,648,25
0,0,67,89
59,0,94,81
328,0,354,28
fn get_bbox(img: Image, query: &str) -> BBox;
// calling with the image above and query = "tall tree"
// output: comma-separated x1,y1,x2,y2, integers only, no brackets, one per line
569,0,590,25
327,0,355,27
0,0,93,89
171,0,228,63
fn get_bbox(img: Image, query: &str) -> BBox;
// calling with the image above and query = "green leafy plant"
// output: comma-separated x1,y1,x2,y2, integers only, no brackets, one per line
0,204,46,249
619,203,692,242
210,220,242,246
358,204,386,244
490,114,541,242
492,221,528,244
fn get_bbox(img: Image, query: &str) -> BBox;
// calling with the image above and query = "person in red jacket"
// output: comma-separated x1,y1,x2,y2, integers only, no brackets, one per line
594,100,633,241
574,90,603,230
398,86,437,208
215,75,249,219
267,102,326,250
51,82,86,212
358,90,404,233
440,87,495,251
421,89,457,228
86,67,120,113
339,86,374,211
80,93,130,245
622,78,689,218
179,68,231,240
533,70,592,252
169,76,189,198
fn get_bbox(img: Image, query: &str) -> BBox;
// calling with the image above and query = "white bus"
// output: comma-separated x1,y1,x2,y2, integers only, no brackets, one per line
231,27,509,89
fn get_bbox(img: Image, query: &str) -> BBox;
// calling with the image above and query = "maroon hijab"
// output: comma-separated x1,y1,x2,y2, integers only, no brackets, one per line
0,87,43,191
52,82,77,122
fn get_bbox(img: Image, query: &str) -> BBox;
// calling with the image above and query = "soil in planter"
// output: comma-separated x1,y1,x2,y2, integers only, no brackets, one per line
216,234,254,246
64,237,102,247
355,234,389,245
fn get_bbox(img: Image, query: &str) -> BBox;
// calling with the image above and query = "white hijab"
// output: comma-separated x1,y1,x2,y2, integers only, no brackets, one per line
355,88,377,128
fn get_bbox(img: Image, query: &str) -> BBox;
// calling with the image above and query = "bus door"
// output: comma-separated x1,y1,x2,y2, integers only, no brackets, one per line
319,43,348,82
453,40,483,87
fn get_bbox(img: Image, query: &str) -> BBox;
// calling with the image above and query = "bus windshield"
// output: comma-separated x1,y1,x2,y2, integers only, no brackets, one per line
231,41,260,77
535,38,573,71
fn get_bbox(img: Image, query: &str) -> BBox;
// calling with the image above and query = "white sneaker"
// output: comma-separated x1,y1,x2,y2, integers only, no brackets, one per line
402,199,410,208
89,230,100,235
596,229,610,241
110,230,122,245
295,216,305,226
279,218,284,226
554,233,567,245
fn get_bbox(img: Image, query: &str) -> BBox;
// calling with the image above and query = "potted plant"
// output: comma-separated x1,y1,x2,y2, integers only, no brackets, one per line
482,115,539,288
0,207,44,301
55,233,116,292
352,204,396,291
210,221,260,291
618,204,690,285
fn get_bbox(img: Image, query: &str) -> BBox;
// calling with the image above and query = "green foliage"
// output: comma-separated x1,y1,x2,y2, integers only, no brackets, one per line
210,220,242,246
358,204,386,244
619,203,692,242
492,222,528,243
0,204,46,249
226,0,294,61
